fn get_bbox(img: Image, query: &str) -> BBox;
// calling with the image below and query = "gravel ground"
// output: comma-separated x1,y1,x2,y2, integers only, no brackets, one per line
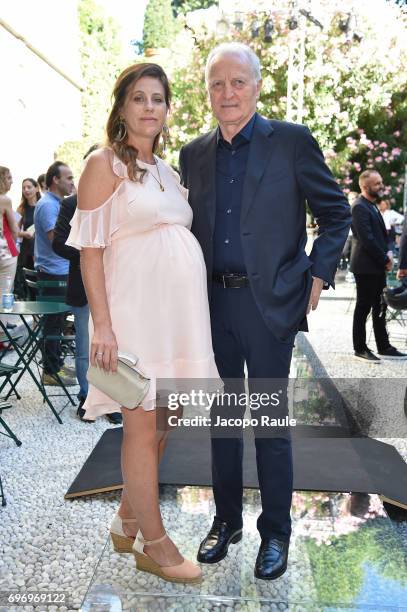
0,281,406,611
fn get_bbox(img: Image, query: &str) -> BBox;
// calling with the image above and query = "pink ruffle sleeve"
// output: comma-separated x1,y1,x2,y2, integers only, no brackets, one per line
66,185,123,250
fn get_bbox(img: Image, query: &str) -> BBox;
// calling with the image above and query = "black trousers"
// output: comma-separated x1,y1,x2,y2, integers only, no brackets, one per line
37,271,68,374
210,283,294,542
352,273,390,353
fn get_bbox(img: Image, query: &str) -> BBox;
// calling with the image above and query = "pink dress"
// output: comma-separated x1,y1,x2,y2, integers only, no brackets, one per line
67,152,219,419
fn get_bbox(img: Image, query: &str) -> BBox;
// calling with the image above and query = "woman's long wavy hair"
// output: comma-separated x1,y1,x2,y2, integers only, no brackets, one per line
106,63,171,183
0,166,11,195
17,178,41,222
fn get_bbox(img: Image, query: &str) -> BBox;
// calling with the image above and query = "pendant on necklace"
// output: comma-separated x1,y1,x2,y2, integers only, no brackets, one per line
160,185,165,192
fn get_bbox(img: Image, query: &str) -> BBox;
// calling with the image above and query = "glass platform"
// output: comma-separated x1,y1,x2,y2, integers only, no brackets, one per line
81,347,407,610
83,488,407,610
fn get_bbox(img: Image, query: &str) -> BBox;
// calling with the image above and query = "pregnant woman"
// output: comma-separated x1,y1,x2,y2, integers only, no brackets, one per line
67,63,219,584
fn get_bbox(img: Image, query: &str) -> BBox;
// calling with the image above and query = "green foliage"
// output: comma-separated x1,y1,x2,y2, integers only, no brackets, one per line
56,0,124,177
305,519,407,603
143,0,176,49
172,0,217,16
78,0,122,143
330,92,406,209
166,0,407,205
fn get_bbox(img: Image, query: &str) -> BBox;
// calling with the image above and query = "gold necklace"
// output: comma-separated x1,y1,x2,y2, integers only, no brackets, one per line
148,157,165,192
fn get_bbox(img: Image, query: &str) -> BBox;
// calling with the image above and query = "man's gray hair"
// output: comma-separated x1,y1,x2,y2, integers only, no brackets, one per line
205,42,262,85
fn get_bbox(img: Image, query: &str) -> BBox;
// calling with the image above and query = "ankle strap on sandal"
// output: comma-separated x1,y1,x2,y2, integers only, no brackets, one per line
120,517,139,523
138,532,168,546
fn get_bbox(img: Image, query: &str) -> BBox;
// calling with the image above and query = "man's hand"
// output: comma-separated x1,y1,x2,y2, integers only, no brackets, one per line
307,277,324,314
397,269,407,279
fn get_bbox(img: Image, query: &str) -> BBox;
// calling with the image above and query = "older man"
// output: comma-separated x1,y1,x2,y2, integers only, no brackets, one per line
179,43,350,580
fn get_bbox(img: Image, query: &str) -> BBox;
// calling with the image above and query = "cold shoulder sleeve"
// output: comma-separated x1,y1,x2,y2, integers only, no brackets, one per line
66,184,123,250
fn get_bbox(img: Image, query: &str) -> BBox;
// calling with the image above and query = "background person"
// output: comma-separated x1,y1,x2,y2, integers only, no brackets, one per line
0,166,19,322
34,161,77,386
52,145,122,425
17,178,40,269
350,170,406,361
378,199,404,254
37,173,47,195
14,178,41,299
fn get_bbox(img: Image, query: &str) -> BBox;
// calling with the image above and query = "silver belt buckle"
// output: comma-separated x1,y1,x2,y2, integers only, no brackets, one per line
222,274,227,289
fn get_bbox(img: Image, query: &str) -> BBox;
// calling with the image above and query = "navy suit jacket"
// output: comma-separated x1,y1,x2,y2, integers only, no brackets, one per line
350,196,390,275
179,115,351,340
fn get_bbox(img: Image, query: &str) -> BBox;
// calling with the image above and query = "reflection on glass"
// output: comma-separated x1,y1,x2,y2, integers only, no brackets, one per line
82,488,407,610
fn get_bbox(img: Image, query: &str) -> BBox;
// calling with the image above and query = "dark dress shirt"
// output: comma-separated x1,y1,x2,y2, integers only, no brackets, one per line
20,205,35,260
213,113,257,273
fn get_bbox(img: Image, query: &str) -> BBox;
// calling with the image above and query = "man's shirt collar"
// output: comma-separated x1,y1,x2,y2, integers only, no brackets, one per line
217,112,257,148
41,190,61,204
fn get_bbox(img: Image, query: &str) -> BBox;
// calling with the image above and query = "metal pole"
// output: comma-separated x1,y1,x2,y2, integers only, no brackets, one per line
0,18,83,91
296,16,306,123
286,30,295,122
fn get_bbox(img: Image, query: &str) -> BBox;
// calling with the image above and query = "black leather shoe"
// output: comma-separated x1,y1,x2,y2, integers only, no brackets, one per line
197,517,242,564
106,412,122,425
354,348,380,363
76,402,94,423
255,538,289,580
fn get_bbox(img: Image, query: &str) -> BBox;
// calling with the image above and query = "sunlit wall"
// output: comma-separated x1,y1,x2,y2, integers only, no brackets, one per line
0,0,82,205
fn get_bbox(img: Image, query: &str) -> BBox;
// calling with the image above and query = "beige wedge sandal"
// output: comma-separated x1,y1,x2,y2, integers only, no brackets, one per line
133,531,202,584
110,514,138,554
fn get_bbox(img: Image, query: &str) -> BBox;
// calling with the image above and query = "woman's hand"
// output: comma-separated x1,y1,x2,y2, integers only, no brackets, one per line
91,324,118,372
20,231,33,240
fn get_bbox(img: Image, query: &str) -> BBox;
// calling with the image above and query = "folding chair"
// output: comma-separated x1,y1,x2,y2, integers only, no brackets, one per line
0,472,5,506
383,275,407,349
0,398,22,447
19,267,38,301
22,267,38,280
0,327,24,400
366,272,407,349
23,278,77,407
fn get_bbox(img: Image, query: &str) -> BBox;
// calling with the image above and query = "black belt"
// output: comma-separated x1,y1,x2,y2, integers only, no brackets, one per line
213,273,250,288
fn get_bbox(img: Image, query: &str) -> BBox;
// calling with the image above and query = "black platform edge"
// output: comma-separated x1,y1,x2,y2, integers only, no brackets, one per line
65,427,407,510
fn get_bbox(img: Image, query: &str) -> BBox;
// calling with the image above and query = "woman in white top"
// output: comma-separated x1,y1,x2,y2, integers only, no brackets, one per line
0,167,19,319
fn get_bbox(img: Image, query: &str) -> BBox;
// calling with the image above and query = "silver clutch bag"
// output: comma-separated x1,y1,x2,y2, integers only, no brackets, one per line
87,352,150,409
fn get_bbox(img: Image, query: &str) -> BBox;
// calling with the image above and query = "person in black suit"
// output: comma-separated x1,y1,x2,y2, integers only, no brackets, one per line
179,42,351,580
350,170,406,361
397,214,407,283
52,146,122,424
